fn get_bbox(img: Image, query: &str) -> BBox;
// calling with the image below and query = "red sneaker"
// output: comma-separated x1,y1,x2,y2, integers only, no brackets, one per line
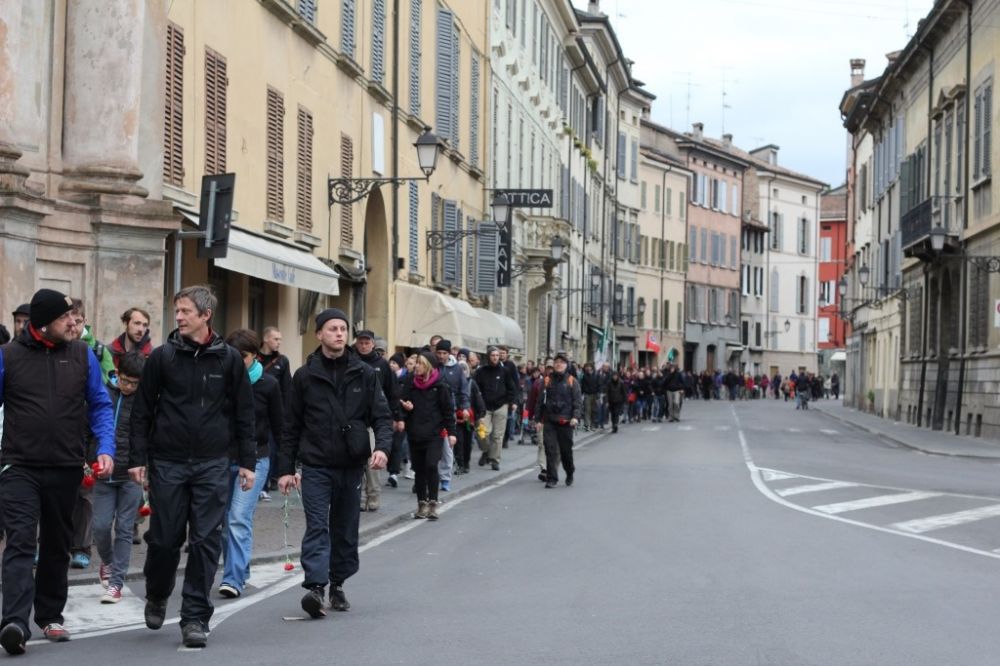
42,623,70,642
99,563,112,588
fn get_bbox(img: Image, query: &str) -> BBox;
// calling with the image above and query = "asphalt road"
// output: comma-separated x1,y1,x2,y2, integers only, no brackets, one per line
28,399,1000,664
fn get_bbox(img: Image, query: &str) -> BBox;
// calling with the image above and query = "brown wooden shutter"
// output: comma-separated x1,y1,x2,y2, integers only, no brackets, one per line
296,106,314,231
339,133,353,246
266,86,285,221
163,22,184,186
204,48,228,175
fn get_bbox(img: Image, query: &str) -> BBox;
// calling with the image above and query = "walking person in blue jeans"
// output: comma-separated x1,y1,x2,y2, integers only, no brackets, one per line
93,351,146,604
218,329,284,599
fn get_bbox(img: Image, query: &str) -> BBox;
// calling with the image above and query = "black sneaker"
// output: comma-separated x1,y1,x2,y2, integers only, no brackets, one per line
301,587,326,619
565,473,574,487
478,452,488,467
544,480,557,489
181,622,208,648
0,623,26,655
490,461,500,471
537,472,547,482
145,598,167,630
329,584,350,612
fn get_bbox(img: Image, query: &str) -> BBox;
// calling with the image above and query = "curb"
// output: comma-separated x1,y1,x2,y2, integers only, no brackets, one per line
812,404,1000,461
68,429,607,587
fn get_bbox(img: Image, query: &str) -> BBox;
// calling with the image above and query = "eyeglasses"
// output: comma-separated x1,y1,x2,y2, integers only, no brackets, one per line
118,377,140,388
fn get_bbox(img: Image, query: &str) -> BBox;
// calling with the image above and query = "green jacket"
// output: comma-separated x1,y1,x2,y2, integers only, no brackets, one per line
80,325,116,386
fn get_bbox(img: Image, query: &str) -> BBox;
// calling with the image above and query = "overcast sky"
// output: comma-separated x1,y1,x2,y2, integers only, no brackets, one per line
583,0,936,187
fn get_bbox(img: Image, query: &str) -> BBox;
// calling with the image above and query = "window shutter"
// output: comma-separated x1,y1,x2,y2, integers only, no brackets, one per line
435,8,455,145
795,276,802,314
339,133,354,245
974,92,982,179
466,217,477,292
455,209,464,288
985,83,993,175
476,222,498,295
730,234,737,268
296,106,314,231
470,55,480,168
342,0,356,60
431,193,440,281
205,47,228,176
298,0,317,23
443,200,458,284
408,181,419,272
630,138,638,182
266,86,284,221
617,132,626,179
371,0,386,84
163,23,185,186
408,0,422,116
451,25,460,151
770,270,779,312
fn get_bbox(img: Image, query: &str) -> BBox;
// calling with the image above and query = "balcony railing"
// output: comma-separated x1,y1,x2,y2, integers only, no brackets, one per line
901,198,933,255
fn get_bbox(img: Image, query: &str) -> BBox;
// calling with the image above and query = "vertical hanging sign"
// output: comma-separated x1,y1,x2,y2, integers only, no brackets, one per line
496,219,512,287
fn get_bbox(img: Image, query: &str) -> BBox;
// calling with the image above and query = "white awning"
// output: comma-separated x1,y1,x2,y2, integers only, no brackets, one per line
393,284,524,351
213,227,340,295
830,351,847,362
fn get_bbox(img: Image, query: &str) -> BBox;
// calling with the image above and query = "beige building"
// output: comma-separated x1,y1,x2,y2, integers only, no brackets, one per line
0,0,175,342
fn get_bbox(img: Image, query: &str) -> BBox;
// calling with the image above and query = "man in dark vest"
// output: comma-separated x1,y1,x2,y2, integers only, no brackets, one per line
535,351,582,489
0,288,115,654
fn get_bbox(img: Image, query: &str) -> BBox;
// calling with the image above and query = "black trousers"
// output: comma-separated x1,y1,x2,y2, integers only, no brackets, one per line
610,403,623,429
455,426,472,469
388,429,407,475
300,465,364,588
0,465,81,637
144,458,229,628
409,440,442,502
543,422,575,483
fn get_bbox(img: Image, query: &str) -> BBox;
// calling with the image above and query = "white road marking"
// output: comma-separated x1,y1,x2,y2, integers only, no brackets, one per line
891,504,1000,534
714,425,731,431
642,426,660,432
761,470,797,482
732,405,1000,562
813,491,940,515
786,427,802,433
677,425,694,431
776,481,858,497
820,429,839,435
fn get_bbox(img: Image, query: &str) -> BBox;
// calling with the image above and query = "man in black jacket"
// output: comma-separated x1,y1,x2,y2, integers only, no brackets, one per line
257,326,292,494
535,352,582,488
580,363,600,430
277,309,392,620
664,363,686,422
473,348,517,471
129,286,256,649
353,329,403,512
0,289,115,653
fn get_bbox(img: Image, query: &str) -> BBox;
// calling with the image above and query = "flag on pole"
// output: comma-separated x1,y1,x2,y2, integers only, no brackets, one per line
645,331,661,353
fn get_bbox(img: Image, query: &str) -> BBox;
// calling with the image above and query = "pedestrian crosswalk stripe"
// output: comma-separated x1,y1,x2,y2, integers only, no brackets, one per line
776,481,858,497
761,470,797,482
891,504,1000,534
813,491,941,515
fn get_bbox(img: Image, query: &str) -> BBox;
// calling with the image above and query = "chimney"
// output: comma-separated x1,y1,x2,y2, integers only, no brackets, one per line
850,58,865,88
692,122,704,140
588,1,600,14
722,133,733,148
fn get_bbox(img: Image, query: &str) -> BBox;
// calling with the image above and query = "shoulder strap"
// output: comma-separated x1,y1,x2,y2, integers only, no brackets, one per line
92,341,105,361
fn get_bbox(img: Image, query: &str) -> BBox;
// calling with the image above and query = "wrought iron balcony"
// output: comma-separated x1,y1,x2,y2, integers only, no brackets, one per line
901,198,933,259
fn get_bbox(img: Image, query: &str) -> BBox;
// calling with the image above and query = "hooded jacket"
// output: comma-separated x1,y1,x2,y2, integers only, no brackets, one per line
80,325,116,386
278,347,392,476
129,329,256,470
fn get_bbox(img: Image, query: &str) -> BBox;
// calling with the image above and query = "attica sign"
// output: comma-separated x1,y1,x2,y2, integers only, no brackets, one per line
497,189,554,208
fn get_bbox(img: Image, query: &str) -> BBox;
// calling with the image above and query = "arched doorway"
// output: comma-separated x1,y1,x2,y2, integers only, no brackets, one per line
363,189,390,341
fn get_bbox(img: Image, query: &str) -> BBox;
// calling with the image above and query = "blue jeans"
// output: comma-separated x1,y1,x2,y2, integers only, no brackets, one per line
221,457,270,592
92,479,143,589
300,465,363,589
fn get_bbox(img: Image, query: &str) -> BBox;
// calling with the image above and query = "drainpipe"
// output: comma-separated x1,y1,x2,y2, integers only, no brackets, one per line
599,56,622,357
953,0,972,435
659,163,673,363
390,0,401,282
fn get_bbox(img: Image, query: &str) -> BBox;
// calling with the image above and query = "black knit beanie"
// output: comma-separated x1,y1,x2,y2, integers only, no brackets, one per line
315,308,350,332
29,289,74,329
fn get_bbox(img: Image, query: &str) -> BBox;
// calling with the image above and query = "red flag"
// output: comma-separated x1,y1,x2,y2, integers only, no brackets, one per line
645,331,661,353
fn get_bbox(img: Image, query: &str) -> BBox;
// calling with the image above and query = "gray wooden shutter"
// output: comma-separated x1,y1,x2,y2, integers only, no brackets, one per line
985,82,993,175
470,55,480,168
435,8,454,145
408,181,419,272
443,200,458,284
450,26,460,151
770,270,779,312
431,193,440,281
342,0,356,60
476,222,497,295
560,166,569,219
298,0,317,23
455,209,463,288
408,0,421,116
371,0,386,84
617,132,626,179
630,138,638,182
466,218,476,292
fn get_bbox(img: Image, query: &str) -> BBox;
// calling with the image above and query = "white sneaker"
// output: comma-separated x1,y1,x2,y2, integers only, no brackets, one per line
101,585,123,604
259,490,271,502
218,583,240,599
403,470,415,480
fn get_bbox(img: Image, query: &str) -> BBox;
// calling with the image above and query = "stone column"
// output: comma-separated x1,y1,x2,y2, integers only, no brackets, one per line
0,0,29,192
60,0,150,199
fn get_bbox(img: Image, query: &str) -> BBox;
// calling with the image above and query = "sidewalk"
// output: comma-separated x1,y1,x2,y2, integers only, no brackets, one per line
67,427,605,586
811,400,1000,459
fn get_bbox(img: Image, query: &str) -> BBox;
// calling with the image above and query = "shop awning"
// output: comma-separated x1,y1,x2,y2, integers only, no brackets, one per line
393,283,524,351
213,227,340,295
830,351,847,362
475,308,525,351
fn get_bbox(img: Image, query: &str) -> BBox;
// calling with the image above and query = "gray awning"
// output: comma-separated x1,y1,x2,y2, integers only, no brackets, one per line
213,227,340,295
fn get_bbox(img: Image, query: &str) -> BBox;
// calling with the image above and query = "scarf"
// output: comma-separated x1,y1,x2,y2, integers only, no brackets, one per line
248,359,264,384
413,368,440,390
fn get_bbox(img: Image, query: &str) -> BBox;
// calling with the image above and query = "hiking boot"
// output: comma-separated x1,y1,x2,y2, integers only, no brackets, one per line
0,624,25,655
538,472,547,482
414,500,429,519
181,622,208,648
329,584,350,611
145,598,167,630
301,587,326,619
426,501,439,521
42,623,70,642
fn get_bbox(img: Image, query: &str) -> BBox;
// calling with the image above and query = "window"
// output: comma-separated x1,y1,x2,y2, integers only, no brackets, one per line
819,280,833,306
617,132,626,179
710,232,720,266
798,217,810,254
408,0,422,115
819,317,830,343
700,228,708,263
677,302,683,331
679,192,685,219
820,237,832,262
641,181,647,209
205,47,228,176
630,138,638,183
667,240,675,270
164,23,185,186
371,0,386,83
770,212,782,250
342,0,357,60
770,269,779,312
266,86,284,221
730,235,737,268
742,266,750,296
295,106,314,231
666,188,672,216
719,181,728,214
754,322,761,347
689,227,697,262
663,300,670,330
651,299,657,330
957,98,965,191
339,133,354,244
796,275,809,314
732,185,740,217
298,0,317,23
742,320,749,346
973,79,993,180
654,184,661,213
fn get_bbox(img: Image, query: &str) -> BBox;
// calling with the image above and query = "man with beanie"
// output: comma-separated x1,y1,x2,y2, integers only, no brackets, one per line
353,329,403,512
434,339,470,483
128,285,256,649
10,304,29,338
277,308,392,620
535,352,582,489
0,288,116,654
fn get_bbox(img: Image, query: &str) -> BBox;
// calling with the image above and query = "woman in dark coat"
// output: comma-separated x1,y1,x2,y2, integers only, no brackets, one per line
399,352,456,520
